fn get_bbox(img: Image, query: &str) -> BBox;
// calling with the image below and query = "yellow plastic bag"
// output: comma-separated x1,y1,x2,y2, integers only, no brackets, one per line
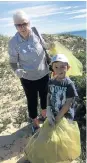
24,118,81,163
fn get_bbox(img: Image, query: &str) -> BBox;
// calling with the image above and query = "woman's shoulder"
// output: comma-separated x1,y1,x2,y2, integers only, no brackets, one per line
9,32,18,46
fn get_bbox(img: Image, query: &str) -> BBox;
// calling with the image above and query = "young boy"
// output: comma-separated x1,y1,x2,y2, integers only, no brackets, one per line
47,53,78,125
24,54,81,163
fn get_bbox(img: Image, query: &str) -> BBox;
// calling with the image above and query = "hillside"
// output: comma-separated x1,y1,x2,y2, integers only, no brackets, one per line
0,34,86,163
42,34,86,71
42,33,86,54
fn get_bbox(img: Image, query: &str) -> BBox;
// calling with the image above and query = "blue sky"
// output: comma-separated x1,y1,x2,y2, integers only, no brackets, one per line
0,1,86,36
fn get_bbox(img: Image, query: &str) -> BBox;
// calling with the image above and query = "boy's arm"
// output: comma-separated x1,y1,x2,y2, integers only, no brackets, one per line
56,98,74,122
56,81,78,122
47,93,55,117
47,84,55,125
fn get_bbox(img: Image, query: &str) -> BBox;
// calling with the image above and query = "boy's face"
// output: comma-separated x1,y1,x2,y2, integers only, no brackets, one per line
52,61,68,79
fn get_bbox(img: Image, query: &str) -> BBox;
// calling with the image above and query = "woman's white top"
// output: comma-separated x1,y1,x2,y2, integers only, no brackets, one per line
8,29,49,80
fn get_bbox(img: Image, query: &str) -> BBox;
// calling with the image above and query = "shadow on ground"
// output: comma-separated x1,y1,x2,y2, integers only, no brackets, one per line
0,124,32,163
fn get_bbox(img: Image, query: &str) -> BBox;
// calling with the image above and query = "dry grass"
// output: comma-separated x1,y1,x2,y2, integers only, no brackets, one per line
0,52,28,130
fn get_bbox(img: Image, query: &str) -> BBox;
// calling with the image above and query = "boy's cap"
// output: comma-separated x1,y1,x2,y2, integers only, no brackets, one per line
51,54,69,65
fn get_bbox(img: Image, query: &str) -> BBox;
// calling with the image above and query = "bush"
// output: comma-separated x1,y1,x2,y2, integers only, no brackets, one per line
74,52,86,72
71,75,86,161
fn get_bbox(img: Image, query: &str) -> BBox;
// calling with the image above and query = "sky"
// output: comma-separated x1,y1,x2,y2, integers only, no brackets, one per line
0,1,86,36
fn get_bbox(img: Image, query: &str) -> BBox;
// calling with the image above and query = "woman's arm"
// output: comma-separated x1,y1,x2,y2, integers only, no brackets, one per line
8,40,25,78
10,63,17,71
8,40,18,65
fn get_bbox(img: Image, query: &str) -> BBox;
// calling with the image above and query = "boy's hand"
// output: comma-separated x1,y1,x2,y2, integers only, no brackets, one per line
55,115,61,123
47,106,55,126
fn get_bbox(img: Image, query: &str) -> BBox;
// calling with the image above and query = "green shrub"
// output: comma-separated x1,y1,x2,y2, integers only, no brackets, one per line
71,75,86,161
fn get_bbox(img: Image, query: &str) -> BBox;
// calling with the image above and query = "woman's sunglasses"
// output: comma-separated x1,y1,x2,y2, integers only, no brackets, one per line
15,22,28,28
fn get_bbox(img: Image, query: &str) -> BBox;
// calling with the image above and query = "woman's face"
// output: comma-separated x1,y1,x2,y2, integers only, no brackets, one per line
14,19,30,39
52,61,68,79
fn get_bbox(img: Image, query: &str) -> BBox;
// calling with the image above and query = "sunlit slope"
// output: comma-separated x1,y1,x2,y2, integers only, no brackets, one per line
49,41,83,76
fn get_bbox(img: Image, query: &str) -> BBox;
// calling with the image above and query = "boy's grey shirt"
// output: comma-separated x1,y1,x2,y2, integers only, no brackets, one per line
48,77,78,120
8,29,49,80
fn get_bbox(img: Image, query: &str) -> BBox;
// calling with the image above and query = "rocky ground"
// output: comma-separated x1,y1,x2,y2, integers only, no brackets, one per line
0,51,30,162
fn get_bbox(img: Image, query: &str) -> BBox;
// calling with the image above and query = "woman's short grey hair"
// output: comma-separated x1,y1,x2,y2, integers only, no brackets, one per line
13,10,29,23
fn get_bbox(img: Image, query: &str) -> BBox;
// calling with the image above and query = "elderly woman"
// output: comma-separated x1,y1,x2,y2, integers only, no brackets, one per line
8,10,49,134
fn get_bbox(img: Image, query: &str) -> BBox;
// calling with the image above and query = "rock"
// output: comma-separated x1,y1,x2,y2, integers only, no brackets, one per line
0,119,2,123
20,122,28,129
0,123,4,128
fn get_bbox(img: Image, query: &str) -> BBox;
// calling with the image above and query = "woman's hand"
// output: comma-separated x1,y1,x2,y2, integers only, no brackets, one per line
15,69,26,78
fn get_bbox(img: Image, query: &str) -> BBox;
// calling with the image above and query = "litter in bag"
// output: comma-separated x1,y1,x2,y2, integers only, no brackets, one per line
24,117,81,163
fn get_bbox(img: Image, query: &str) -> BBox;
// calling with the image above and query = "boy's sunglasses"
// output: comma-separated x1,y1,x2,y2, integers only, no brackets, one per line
15,22,28,28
